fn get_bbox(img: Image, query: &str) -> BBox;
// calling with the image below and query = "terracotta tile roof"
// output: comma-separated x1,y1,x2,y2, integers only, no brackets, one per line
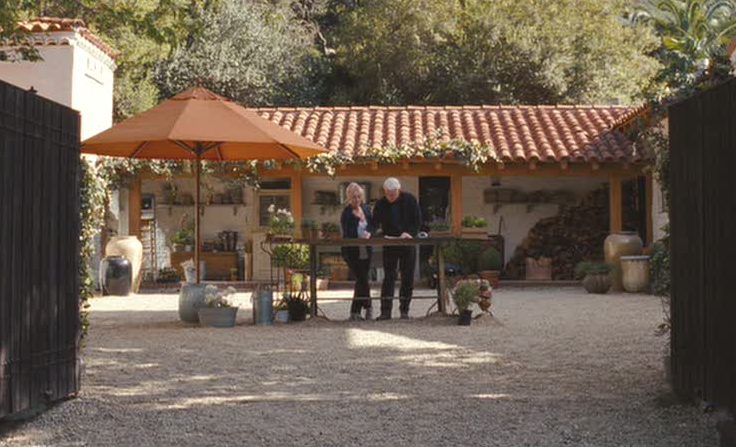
16,17,118,60
255,105,642,164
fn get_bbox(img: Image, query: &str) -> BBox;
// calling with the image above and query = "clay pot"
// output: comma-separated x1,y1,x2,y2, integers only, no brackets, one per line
105,236,143,293
604,232,643,291
479,270,500,288
621,255,650,293
582,273,611,294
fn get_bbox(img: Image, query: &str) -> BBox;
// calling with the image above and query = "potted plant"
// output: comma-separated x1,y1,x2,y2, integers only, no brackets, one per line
198,285,238,327
428,220,451,237
283,293,310,322
452,280,479,325
266,204,295,241
171,228,193,252
441,240,484,277
274,301,290,323
301,218,320,240
477,247,502,288
321,222,340,240
316,266,331,290
575,261,612,294
461,215,488,239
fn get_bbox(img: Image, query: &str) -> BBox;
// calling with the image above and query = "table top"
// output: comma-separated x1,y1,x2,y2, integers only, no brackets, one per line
293,237,457,247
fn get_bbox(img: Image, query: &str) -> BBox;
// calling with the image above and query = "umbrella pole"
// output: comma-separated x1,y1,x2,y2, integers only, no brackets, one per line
195,154,201,284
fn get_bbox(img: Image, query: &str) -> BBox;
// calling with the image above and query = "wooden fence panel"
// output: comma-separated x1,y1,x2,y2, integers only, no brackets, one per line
669,78,736,414
0,80,81,419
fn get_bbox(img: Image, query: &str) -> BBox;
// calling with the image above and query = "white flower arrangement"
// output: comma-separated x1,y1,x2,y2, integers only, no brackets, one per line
204,285,237,308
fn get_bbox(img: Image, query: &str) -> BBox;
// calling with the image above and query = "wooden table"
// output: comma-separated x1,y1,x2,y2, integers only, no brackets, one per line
297,237,456,317
171,251,239,280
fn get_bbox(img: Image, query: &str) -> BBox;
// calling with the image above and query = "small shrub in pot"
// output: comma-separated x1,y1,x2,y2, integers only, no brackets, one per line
575,261,612,294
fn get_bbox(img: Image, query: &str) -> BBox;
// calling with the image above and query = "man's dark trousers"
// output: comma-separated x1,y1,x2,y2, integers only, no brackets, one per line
380,246,416,314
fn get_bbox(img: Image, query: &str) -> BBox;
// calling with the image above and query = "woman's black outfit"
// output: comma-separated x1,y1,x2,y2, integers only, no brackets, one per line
340,203,374,316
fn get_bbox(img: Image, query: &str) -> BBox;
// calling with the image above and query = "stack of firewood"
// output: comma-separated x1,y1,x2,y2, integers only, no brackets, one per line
504,187,610,280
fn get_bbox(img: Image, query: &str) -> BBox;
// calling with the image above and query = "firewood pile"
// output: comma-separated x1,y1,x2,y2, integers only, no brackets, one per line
504,187,610,280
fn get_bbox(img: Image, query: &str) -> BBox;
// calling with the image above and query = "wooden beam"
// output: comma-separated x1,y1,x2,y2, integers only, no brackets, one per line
609,174,623,233
451,174,463,236
128,176,142,238
291,171,303,236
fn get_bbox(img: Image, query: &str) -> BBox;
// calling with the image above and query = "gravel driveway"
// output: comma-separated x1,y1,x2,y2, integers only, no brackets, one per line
0,287,719,446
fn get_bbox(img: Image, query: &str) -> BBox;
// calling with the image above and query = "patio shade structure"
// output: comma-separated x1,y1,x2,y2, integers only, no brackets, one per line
82,86,327,283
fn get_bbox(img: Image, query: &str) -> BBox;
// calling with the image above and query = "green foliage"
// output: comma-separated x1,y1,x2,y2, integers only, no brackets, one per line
633,0,736,98
78,159,108,338
442,240,484,275
428,221,450,232
272,243,310,269
301,218,319,230
462,215,487,228
321,221,340,234
650,235,671,297
328,0,659,105
452,281,479,311
574,261,612,280
478,247,502,272
171,228,194,246
155,0,323,106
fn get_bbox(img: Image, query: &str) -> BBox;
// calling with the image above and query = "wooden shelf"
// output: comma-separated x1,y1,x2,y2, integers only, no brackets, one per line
158,204,246,216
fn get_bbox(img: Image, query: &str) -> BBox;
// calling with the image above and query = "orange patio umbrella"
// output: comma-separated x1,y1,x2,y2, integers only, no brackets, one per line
82,87,326,283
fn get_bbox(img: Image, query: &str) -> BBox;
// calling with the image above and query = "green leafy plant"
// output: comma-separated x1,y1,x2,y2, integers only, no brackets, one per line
462,215,487,228
272,244,310,269
171,228,194,246
452,281,480,311
268,205,295,235
442,240,485,275
301,218,319,230
478,247,502,271
429,221,451,232
574,261,612,280
321,222,340,235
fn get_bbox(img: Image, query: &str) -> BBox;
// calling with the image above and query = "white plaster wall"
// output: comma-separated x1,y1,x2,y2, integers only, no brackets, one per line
0,32,115,140
462,176,607,264
0,45,75,107
70,43,114,139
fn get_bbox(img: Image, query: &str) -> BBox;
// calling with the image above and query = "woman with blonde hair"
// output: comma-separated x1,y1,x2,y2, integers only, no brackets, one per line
340,182,374,320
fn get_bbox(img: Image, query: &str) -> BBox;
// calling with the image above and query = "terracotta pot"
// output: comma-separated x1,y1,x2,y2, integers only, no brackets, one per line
582,273,611,294
604,232,643,291
105,236,143,293
479,270,500,288
621,255,650,293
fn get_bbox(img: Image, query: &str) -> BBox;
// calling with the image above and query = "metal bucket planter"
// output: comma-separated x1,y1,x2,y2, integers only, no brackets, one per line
198,307,238,328
179,283,207,323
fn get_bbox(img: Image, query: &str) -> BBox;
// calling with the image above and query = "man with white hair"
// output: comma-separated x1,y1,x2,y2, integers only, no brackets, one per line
371,177,422,319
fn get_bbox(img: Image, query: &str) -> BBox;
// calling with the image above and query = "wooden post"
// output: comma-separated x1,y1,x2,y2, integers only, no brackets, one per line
128,176,142,238
291,171,303,237
195,154,201,283
609,174,623,233
451,174,463,236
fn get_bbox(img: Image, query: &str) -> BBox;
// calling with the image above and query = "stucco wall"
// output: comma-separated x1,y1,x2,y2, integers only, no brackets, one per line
0,32,115,140
651,176,669,242
462,176,607,263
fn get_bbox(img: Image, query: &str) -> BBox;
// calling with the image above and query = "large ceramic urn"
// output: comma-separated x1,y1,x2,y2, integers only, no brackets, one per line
604,232,643,291
105,236,143,293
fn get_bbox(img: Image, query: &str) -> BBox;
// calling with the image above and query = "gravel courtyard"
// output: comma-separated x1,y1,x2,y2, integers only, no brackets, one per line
0,287,719,446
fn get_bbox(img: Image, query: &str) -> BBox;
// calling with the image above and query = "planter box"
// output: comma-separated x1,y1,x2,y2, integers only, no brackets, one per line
198,307,238,328
461,228,488,239
525,257,552,281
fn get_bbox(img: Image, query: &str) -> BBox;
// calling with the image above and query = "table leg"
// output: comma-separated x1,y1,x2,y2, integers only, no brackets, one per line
437,242,448,314
309,243,317,317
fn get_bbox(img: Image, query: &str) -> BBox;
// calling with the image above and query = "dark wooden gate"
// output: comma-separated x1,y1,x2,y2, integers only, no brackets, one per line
669,78,736,414
0,80,81,419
